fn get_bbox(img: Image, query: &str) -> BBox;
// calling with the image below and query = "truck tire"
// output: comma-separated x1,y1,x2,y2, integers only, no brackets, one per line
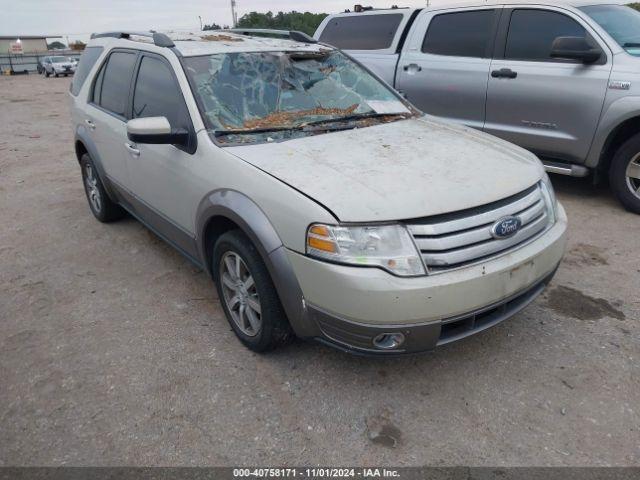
610,133,640,214
212,230,294,352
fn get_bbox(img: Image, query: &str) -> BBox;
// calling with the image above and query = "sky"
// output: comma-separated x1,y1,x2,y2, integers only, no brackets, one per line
0,0,463,43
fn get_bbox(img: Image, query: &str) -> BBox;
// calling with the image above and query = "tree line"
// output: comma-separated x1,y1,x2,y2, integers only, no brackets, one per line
204,11,328,36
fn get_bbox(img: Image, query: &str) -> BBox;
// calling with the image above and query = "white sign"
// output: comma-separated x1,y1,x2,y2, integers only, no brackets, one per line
9,41,23,54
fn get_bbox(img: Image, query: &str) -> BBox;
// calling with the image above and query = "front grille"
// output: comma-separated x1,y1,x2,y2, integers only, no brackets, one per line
406,183,549,273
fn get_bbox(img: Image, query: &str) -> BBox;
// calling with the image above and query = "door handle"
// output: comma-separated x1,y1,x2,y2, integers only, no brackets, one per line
84,119,96,130
491,68,518,79
403,63,422,72
124,142,140,157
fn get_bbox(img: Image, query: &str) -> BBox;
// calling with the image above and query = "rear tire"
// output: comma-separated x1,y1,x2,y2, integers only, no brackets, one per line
212,230,294,352
80,153,125,223
609,133,640,214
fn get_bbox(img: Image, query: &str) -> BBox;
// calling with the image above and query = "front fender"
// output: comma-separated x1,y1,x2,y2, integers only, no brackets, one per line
196,190,316,338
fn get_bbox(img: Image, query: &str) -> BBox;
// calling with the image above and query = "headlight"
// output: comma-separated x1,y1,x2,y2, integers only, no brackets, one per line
540,174,558,226
306,224,426,277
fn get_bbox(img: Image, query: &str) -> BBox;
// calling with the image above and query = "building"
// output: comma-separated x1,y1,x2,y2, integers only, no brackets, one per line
0,36,60,54
0,35,69,74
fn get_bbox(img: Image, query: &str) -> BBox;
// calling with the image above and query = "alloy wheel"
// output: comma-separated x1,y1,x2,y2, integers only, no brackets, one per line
626,153,640,200
84,163,102,213
219,251,262,337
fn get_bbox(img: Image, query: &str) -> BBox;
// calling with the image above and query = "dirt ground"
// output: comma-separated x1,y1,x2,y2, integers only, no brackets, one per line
0,74,638,467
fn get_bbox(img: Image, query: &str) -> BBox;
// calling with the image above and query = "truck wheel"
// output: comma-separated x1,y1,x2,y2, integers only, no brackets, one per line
80,153,125,222
212,230,294,352
610,133,640,214
45,70,50,78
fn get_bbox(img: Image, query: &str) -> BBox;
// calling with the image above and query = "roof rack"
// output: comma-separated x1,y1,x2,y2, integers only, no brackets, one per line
225,28,317,44
90,31,175,48
345,5,409,12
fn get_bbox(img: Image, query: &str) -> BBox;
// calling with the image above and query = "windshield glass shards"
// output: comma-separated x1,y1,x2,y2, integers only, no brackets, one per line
183,50,413,144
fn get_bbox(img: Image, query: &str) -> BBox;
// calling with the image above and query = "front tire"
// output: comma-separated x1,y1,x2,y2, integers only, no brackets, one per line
212,230,294,352
80,153,125,222
610,133,640,214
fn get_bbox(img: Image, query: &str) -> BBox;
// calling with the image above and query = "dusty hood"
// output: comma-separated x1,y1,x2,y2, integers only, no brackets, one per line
226,117,544,222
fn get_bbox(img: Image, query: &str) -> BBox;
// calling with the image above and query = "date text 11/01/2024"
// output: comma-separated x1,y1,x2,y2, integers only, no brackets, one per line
233,468,401,478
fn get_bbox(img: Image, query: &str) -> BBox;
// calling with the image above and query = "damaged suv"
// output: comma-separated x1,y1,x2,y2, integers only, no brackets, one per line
69,30,567,354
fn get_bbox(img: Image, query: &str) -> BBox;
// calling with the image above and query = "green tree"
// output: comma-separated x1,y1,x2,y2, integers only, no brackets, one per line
629,3,640,10
47,41,66,50
203,22,223,31
236,11,328,36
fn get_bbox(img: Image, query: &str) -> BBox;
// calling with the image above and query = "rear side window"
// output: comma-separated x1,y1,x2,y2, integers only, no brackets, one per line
71,47,103,96
319,14,403,50
132,56,190,131
422,10,497,58
505,9,588,61
92,51,137,117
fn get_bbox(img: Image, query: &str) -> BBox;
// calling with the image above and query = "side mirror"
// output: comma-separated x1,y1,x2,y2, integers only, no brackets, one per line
550,36,602,64
126,117,189,146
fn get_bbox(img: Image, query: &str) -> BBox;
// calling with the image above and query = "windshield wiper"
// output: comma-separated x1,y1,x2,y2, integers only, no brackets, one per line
213,126,301,136
213,112,409,137
623,42,640,48
302,111,408,128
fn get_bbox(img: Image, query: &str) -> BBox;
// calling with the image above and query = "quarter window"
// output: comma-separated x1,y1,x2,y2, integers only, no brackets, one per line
422,10,497,58
132,56,190,131
505,9,591,62
71,46,103,96
93,51,137,117
318,14,403,50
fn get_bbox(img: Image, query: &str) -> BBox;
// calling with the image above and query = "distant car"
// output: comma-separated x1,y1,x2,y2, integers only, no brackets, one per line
43,56,76,77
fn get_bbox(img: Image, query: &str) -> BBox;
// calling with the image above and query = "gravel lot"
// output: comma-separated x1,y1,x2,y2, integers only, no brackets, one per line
1,74,639,467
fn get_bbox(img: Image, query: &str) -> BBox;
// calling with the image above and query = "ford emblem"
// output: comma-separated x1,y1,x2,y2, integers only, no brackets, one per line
491,216,522,239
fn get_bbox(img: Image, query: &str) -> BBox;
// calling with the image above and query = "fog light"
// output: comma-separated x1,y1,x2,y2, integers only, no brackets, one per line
373,333,405,350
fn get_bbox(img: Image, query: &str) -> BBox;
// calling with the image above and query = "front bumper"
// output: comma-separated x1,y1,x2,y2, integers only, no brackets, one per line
286,204,567,355
53,66,75,74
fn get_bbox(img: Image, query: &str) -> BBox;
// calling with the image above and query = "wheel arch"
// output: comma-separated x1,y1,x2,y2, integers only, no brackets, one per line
596,115,640,179
196,190,312,338
74,130,119,201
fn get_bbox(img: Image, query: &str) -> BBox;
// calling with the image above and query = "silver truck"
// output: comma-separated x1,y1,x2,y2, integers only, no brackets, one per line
69,30,566,355
315,1,640,213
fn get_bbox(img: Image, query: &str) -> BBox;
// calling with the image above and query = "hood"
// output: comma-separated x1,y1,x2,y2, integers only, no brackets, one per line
226,117,545,222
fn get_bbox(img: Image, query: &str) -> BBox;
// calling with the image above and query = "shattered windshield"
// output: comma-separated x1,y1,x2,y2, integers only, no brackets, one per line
183,50,413,144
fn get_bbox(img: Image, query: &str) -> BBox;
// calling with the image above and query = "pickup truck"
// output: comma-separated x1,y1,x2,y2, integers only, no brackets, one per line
315,1,640,214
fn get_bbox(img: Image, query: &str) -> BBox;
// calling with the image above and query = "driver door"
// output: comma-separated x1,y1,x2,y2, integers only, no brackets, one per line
484,7,612,162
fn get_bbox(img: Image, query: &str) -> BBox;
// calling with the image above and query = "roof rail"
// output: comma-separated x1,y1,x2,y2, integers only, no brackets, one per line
225,28,317,44
89,31,175,48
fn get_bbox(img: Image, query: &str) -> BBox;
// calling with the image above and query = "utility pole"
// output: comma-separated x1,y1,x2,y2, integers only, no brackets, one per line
230,0,238,27
198,15,203,31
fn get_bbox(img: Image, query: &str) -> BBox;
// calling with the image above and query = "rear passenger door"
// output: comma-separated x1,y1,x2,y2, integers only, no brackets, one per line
484,7,612,162
126,53,198,242
86,49,138,188
396,7,501,129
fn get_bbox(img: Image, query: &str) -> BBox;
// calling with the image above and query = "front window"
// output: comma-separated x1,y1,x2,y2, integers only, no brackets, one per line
50,56,68,63
581,4,640,56
183,50,413,145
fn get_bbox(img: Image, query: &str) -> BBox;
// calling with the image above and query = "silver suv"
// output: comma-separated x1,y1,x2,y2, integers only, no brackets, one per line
69,30,566,354
42,55,76,77
316,2,640,213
